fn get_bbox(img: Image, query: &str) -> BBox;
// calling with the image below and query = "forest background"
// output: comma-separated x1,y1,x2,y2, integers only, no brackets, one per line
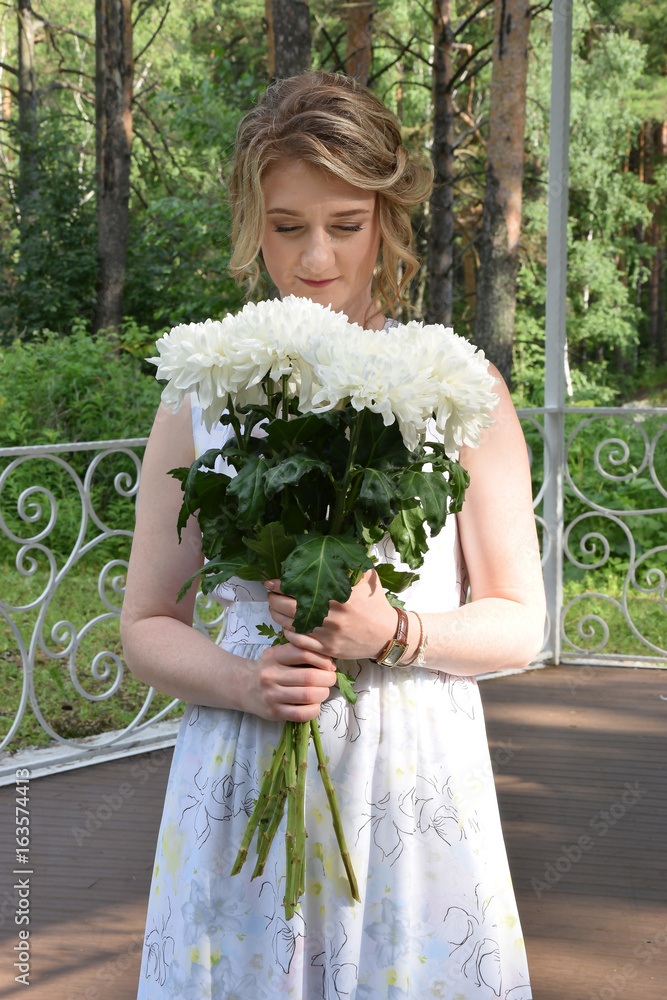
1,0,666,448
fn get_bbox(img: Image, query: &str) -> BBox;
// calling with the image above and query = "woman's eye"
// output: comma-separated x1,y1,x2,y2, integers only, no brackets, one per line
337,225,363,233
274,225,300,233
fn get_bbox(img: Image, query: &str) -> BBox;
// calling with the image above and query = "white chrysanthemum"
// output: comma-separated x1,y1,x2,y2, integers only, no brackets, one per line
409,324,498,452
149,299,497,448
148,296,350,431
301,327,436,449
147,318,236,421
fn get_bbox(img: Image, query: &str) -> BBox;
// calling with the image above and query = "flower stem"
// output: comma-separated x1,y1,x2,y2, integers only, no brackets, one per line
329,409,365,536
252,736,289,879
283,722,297,902
226,392,244,452
231,726,287,876
309,719,361,903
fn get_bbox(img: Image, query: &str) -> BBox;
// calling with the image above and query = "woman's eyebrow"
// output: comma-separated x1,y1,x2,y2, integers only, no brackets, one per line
266,207,373,217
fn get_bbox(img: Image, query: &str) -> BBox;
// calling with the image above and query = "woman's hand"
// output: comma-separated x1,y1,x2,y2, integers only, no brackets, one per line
265,570,398,661
246,642,337,722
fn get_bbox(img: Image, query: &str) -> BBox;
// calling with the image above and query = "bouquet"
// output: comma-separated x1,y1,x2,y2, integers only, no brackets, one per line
149,295,497,918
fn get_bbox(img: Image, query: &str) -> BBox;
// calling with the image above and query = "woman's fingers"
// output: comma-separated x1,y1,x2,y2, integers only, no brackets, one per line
245,641,338,722
265,581,297,631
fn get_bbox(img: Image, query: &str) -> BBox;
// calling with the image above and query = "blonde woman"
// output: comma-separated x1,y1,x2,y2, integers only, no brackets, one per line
122,71,544,1000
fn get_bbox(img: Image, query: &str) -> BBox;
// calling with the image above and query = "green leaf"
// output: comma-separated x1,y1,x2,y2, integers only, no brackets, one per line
263,455,331,498
359,523,386,546
226,456,269,528
443,460,470,514
386,593,406,609
176,550,265,602
280,534,375,633
256,623,288,644
243,521,296,579
395,469,453,536
264,411,342,452
355,411,414,471
282,502,310,536
198,509,244,559
375,562,420,593
170,462,233,540
198,552,265,592
352,509,385,547
336,670,357,705
358,468,396,518
388,500,428,569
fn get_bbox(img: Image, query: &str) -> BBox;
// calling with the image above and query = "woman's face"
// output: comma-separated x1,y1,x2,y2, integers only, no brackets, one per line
260,159,383,329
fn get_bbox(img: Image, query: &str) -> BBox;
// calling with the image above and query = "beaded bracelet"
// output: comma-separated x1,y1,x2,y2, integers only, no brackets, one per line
398,612,428,667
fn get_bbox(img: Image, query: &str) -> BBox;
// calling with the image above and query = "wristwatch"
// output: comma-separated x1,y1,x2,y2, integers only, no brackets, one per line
374,608,409,667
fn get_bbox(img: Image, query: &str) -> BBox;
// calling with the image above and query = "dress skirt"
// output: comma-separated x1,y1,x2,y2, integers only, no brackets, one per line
136,598,531,1000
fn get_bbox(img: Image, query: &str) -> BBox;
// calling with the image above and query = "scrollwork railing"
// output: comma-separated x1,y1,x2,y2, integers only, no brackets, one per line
519,406,667,666
0,439,225,777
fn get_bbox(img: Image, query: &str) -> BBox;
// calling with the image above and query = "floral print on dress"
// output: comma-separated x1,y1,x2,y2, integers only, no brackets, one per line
311,922,358,1000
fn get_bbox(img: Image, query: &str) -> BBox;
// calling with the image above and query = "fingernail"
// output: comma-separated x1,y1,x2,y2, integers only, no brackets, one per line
264,580,276,591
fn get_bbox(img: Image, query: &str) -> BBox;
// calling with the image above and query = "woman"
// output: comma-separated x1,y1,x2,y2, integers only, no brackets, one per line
121,71,545,999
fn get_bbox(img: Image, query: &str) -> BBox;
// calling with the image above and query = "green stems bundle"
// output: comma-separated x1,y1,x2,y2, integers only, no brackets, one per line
230,717,360,918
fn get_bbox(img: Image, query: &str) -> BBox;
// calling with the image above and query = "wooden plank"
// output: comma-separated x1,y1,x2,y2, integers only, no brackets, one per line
481,663,667,1000
0,750,172,998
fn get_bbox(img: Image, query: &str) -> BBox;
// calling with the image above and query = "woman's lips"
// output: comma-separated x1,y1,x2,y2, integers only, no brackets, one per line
298,277,337,288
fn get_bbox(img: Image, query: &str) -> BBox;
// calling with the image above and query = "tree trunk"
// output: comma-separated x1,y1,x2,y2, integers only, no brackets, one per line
472,0,530,385
646,121,666,365
17,0,38,219
94,0,133,337
345,1,374,84
266,0,311,80
426,0,454,327
657,241,666,367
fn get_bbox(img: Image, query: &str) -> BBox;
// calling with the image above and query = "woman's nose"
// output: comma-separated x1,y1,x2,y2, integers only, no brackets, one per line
300,232,334,273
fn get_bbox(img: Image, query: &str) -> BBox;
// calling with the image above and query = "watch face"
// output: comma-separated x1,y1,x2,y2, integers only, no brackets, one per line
383,641,408,666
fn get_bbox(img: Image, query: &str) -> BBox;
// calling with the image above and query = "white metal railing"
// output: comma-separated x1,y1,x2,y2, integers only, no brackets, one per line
0,407,665,779
522,405,667,667
0,437,225,781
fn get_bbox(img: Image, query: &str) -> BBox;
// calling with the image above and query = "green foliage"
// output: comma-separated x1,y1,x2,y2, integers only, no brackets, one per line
171,397,469,630
280,534,375,633
0,323,161,564
0,0,664,407
514,8,665,405
0,563,184,750
0,119,98,340
0,321,161,444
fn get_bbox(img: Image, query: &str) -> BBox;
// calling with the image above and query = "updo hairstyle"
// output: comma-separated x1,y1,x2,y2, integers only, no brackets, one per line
228,71,433,315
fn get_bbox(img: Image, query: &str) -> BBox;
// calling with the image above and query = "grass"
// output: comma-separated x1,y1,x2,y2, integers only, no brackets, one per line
562,565,667,660
0,559,191,751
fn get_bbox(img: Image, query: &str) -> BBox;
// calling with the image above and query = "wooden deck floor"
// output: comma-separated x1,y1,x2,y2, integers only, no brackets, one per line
0,663,665,1000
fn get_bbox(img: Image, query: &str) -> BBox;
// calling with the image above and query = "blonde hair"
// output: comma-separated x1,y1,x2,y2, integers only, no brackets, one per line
228,71,433,315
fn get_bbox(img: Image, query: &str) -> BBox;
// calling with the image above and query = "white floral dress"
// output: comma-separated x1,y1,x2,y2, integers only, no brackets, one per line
135,397,532,1000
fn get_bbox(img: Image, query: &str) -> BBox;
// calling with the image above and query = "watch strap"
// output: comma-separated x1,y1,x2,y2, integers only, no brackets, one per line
374,608,409,667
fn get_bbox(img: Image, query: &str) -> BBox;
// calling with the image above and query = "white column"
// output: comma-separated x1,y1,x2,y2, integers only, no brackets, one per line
542,0,573,663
